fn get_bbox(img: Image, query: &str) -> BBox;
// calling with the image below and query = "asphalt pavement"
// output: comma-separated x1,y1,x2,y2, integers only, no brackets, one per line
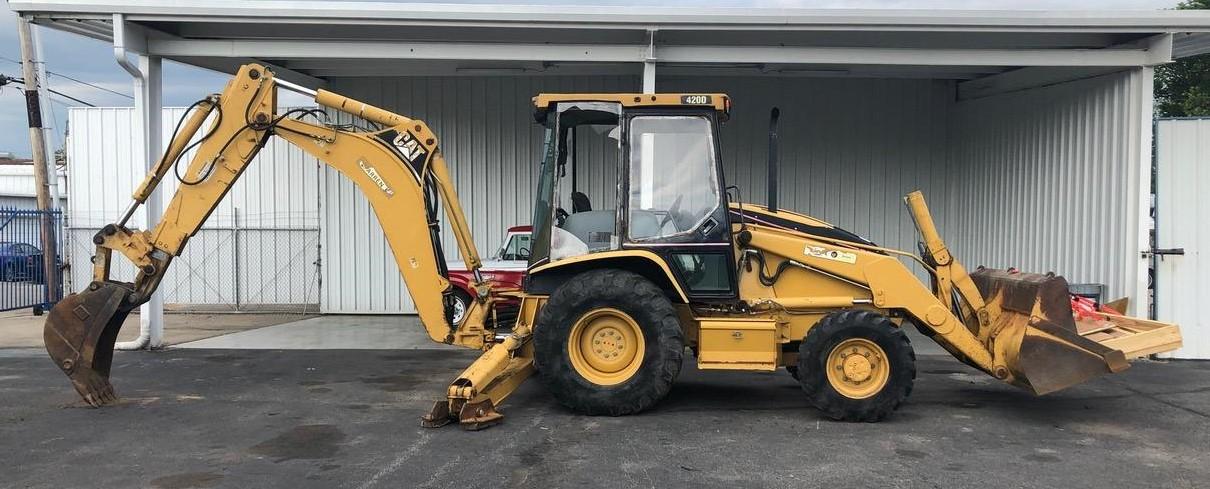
2,344,1208,489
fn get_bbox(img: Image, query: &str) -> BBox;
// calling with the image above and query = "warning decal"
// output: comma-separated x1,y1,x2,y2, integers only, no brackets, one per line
804,245,857,264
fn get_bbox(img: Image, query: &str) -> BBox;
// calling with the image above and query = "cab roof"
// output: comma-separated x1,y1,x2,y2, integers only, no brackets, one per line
532,93,730,120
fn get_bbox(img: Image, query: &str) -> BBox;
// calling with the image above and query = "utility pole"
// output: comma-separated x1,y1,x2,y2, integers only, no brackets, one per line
17,16,61,306
31,25,62,211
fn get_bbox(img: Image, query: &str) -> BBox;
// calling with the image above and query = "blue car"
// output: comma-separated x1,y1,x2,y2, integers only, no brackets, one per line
0,241,56,283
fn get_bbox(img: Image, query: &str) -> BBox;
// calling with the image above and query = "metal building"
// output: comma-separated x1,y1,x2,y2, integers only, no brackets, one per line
1155,118,1210,359
0,164,64,209
13,1,1210,357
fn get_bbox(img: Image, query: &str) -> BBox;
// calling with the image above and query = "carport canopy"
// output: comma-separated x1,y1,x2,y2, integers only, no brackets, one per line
10,1,1210,96
9,0,1210,341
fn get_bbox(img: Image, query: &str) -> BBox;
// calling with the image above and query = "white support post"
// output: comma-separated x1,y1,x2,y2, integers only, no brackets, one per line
137,54,164,349
113,14,163,351
1134,66,1155,320
643,62,656,94
643,29,657,94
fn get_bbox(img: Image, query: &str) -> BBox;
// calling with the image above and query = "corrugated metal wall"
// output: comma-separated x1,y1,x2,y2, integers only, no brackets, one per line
944,69,1150,305
1155,118,1209,359
325,75,953,312
65,107,322,308
0,166,65,204
68,71,1150,315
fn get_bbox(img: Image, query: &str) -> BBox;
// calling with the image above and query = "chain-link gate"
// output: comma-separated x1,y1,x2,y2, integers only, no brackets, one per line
66,210,320,314
0,208,63,313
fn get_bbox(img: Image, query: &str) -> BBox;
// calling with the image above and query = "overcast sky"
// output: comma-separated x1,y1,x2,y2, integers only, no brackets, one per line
0,0,1184,157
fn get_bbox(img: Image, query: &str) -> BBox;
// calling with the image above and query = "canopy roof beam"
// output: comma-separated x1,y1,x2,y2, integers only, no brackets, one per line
148,39,1169,68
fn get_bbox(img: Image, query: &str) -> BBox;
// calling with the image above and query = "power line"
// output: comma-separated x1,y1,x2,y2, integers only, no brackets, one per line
1,74,97,107
0,54,133,100
48,71,133,100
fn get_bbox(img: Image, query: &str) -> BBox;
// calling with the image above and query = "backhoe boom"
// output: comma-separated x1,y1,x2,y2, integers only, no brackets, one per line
44,64,506,413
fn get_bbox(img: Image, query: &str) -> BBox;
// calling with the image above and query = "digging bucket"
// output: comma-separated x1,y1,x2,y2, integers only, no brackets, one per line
42,282,140,406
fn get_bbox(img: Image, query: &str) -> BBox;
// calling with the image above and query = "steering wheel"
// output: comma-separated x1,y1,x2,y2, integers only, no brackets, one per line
518,247,530,261
659,195,685,230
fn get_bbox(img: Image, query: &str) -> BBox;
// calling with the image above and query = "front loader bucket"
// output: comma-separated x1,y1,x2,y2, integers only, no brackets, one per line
43,282,139,406
970,269,1129,395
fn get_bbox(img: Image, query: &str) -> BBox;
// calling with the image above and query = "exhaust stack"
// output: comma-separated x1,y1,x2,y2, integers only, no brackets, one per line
767,107,779,213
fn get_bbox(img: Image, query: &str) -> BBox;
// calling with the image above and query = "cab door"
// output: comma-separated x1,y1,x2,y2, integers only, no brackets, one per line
620,109,737,301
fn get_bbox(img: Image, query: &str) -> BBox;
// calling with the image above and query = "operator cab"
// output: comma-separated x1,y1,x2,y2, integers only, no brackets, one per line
527,94,737,301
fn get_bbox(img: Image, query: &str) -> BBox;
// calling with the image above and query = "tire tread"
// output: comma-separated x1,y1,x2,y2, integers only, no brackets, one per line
533,269,684,416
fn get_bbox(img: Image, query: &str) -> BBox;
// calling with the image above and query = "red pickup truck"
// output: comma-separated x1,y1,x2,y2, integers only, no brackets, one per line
446,225,531,325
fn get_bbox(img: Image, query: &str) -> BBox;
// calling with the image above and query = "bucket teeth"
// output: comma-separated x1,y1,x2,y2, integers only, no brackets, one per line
43,283,138,406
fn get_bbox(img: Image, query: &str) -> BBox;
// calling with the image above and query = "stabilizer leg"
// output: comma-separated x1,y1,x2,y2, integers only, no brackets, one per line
420,327,534,430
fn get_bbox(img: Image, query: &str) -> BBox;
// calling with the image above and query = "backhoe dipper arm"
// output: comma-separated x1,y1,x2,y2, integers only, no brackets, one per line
44,64,494,406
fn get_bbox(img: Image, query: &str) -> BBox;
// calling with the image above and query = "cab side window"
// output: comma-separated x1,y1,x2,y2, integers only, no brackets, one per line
627,116,722,241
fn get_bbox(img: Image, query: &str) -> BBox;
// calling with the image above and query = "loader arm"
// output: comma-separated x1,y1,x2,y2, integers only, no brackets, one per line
43,64,498,406
740,191,1174,396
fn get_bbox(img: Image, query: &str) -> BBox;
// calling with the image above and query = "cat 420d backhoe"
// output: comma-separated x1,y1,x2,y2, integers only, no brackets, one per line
44,64,1183,429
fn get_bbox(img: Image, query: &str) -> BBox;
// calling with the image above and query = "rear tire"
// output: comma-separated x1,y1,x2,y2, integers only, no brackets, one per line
534,269,684,416
798,310,915,422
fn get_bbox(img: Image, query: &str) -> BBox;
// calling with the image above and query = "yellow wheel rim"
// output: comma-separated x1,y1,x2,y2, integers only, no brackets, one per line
567,308,645,386
825,338,890,399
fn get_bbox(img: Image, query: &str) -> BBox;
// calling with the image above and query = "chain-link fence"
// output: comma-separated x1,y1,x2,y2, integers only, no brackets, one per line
0,208,63,313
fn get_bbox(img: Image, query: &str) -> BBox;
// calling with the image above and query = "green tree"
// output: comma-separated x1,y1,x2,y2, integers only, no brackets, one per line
1156,0,1210,117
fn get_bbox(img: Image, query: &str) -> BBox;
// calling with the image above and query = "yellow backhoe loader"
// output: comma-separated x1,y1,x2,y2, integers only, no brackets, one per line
43,64,1183,430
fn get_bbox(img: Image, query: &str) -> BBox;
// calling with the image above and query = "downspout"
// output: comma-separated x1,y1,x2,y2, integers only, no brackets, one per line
112,13,151,351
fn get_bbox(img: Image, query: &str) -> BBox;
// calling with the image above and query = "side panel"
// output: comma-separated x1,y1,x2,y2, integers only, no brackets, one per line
944,69,1151,310
1155,118,1210,359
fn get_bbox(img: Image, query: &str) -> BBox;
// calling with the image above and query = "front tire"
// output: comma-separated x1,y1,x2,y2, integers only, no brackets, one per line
798,310,915,422
533,269,684,416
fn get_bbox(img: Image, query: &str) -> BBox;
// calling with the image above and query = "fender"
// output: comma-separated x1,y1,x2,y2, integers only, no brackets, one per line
528,250,689,303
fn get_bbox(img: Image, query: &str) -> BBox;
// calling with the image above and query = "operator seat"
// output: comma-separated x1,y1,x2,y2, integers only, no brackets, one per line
572,192,592,213
562,210,613,251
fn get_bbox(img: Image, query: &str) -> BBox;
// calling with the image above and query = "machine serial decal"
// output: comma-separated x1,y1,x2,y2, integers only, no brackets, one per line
804,245,857,264
393,131,428,163
358,159,395,197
